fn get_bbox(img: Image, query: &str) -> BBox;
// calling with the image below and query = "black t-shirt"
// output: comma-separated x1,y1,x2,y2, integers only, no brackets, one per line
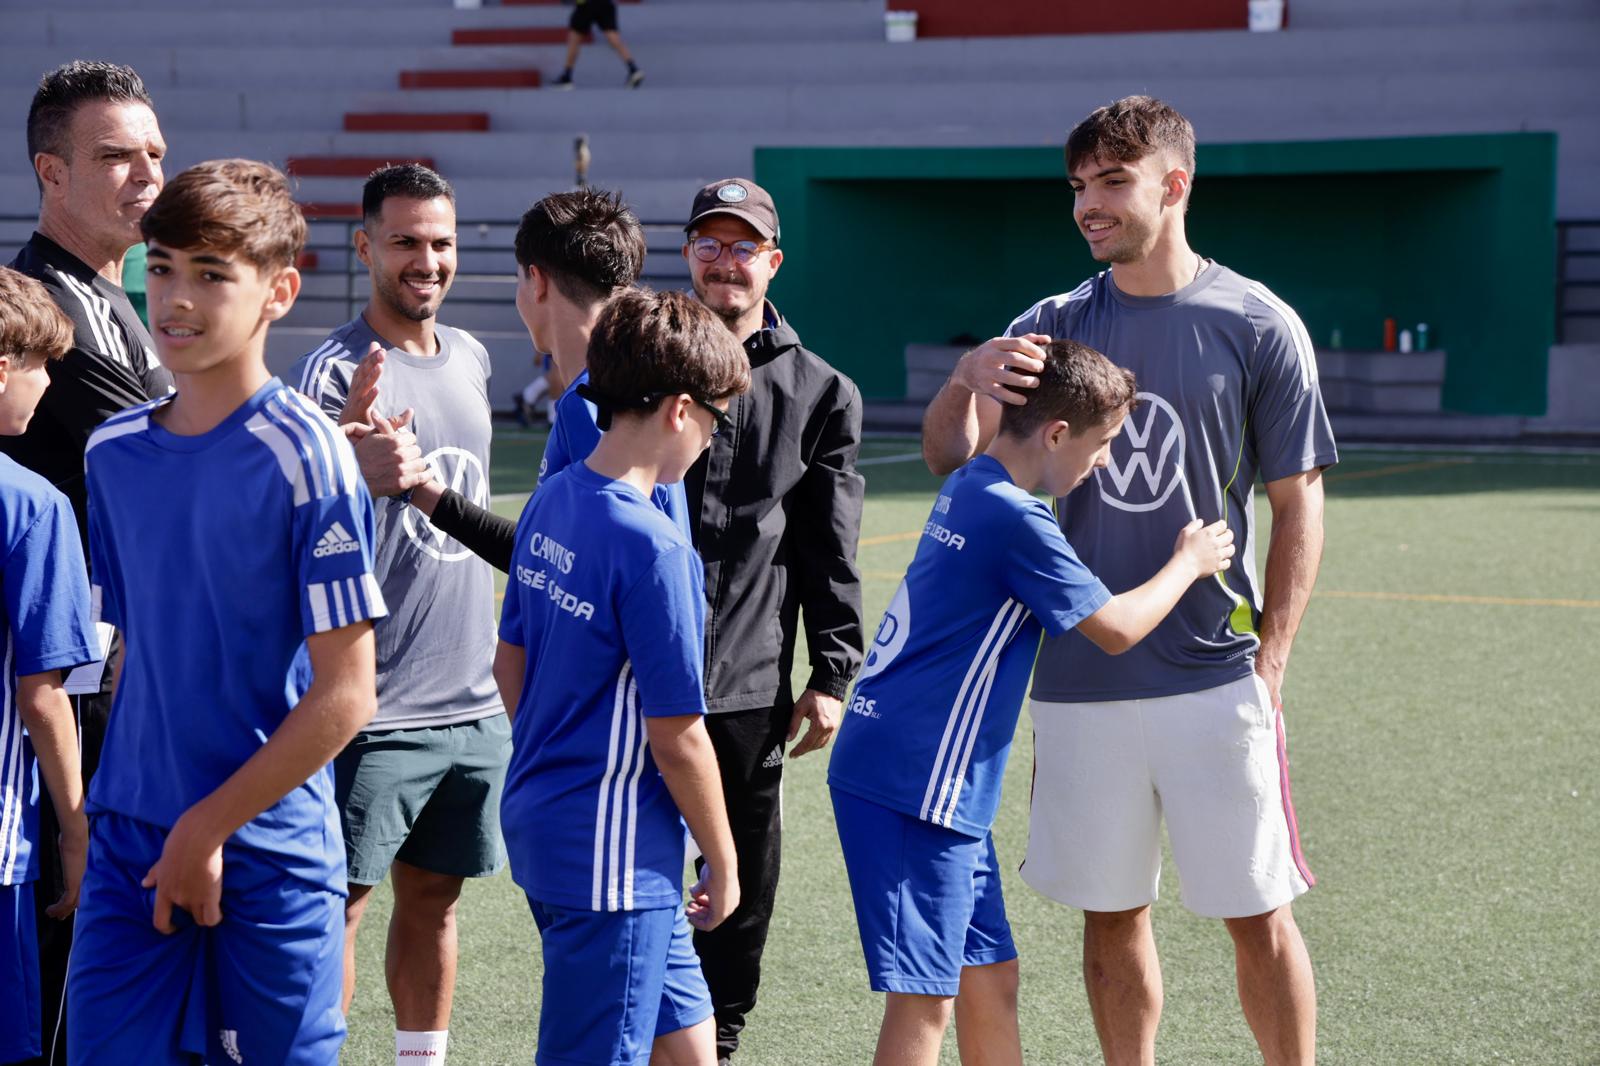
0,232,171,546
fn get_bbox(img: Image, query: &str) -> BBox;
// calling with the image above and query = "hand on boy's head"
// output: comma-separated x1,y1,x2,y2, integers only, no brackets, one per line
954,334,1049,406
337,342,385,426
1173,518,1235,579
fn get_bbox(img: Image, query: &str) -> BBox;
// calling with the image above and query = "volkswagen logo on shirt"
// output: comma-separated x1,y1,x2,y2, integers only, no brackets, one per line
1097,391,1188,513
402,447,489,562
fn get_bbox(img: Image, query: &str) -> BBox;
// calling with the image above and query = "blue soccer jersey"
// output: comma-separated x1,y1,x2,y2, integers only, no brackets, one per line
499,462,707,912
0,456,96,886
828,455,1111,838
83,379,387,891
539,370,691,535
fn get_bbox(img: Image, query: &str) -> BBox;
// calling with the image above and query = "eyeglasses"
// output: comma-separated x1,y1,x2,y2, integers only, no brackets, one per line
688,236,773,265
692,395,733,438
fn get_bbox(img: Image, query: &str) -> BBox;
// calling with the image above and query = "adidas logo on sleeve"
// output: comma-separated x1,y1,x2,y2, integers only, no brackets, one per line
312,521,363,558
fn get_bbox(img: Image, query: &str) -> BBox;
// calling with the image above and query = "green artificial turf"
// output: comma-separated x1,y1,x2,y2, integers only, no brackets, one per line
340,433,1599,1065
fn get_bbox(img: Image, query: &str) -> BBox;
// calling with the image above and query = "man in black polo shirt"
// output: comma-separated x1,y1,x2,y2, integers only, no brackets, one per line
0,60,168,1065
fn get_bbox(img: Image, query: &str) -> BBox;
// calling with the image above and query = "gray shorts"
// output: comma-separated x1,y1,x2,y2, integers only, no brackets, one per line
334,714,511,885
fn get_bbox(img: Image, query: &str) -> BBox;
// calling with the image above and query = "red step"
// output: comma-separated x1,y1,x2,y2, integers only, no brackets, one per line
295,251,320,271
286,156,436,178
297,202,362,221
451,27,587,45
399,69,542,89
343,112,490,133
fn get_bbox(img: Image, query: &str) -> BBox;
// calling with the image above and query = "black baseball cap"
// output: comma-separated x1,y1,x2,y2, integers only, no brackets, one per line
685,178,780,243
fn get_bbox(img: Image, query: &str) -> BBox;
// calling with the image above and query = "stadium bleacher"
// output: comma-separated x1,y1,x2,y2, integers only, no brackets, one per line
0,0,1594,402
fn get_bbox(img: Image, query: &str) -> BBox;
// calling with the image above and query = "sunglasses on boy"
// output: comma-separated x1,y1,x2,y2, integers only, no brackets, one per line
575,383,733,437
688,236,774,266
691,395,733,438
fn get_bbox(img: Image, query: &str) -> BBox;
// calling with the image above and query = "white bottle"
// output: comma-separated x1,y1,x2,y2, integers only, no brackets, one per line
1398,329,1413,354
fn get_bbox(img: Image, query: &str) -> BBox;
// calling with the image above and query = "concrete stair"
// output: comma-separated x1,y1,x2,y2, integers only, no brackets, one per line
0,0,1592,368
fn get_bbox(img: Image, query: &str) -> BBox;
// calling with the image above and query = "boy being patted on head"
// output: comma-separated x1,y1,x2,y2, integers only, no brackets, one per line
0,267,97,1064
493,288,749,1066
826,340,1235,1066
68,160,385,1065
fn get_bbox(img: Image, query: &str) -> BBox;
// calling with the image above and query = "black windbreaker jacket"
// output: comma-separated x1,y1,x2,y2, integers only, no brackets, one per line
685,305,865,713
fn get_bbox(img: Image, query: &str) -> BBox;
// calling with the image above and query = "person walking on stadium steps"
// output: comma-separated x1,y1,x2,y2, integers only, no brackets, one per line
362,187,651,574
920,96,1336,1066
0,60,170,1066
681,177,866,1064
291,164,505,1066
551,0,644,89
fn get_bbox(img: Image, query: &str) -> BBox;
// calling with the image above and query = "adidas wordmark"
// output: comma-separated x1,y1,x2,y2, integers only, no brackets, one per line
313,521,362,558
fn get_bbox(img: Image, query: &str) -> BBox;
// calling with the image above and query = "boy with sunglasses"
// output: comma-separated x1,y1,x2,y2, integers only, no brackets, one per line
493,288,748,1065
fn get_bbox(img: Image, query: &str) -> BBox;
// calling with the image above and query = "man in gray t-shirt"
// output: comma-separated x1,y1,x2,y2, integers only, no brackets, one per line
1007,261,1337,703
923,98,1330,1065
290,166,504,1066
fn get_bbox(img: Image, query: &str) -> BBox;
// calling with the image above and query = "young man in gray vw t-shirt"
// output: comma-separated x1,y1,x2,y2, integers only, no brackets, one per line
923,97,1336,1066
291,165,503,1066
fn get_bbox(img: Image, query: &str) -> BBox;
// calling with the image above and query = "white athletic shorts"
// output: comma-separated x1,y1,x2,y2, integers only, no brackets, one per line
1021,673,1314,919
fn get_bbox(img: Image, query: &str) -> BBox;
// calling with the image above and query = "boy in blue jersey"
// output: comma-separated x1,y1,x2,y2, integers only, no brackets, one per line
493,288,748,1066
515,190,694,532
68,160,385,1066
0,266,97,1063
827,340,1235,1066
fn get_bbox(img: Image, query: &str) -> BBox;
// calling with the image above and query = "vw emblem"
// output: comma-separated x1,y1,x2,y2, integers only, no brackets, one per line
1097,391,1187,513
402,447,489,561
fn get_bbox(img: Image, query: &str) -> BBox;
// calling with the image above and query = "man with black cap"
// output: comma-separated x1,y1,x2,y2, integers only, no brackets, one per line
680,178,865,1063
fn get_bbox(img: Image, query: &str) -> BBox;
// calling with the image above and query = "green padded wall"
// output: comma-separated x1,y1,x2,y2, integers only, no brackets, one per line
756,134,1557,416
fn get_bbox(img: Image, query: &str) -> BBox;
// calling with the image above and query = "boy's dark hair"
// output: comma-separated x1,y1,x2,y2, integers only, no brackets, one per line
1066,95,1196,183
141,159,307,271
998,339,1137,439
514,189,645,306
362,163,454,226
27,60,153,165
585,288,749,424
0,267,73,366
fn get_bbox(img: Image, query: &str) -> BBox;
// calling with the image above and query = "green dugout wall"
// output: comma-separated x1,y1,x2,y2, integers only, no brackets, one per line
754,133,1557,416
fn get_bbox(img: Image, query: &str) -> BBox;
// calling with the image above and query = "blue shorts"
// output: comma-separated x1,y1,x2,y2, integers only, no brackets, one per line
67,813,345,1066
2,881,42,1062
528,899,712,1065
832,788,1017,997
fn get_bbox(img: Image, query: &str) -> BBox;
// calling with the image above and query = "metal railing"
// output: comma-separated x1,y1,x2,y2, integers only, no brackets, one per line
1556,218,1600,343
1,213,693,326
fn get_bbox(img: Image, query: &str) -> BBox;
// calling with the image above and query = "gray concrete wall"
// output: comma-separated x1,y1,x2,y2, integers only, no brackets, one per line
0,0,1592,341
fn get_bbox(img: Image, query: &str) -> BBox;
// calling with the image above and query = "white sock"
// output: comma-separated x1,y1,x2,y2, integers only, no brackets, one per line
396,1029,449,1063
